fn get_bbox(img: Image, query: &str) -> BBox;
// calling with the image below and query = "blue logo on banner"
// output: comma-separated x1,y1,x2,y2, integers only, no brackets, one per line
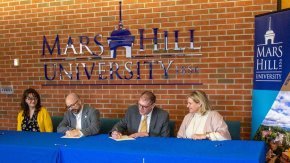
254,17,286,90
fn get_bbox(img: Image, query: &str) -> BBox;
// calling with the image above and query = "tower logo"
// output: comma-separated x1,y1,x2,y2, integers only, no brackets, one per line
255,17,283,82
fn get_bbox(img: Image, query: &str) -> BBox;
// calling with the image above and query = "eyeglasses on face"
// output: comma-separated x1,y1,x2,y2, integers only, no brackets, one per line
66,100,79,110
138,103,154,109
26,97,38,101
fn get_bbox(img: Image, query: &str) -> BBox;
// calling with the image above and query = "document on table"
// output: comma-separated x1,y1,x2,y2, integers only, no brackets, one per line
61,135,81,139
110,135,135,141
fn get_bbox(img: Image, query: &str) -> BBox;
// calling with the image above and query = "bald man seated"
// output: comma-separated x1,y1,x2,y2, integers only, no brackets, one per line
57,93,100,137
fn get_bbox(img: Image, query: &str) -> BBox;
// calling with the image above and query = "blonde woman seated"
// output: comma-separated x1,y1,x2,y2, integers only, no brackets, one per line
177,90,231,141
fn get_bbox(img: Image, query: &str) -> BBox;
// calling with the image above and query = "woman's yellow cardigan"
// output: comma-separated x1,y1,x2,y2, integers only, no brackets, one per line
17,107,53,132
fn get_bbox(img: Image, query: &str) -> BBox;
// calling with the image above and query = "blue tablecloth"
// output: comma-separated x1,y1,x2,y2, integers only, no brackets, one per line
0,131,60,163
0,130,266,163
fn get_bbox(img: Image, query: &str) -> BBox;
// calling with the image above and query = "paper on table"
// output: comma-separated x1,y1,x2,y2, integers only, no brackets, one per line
109,135,135,141
61,135,81,139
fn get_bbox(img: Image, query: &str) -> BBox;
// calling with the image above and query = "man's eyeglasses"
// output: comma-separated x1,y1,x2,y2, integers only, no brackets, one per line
138,103,154,109
66,100,79,110
26,97,38,101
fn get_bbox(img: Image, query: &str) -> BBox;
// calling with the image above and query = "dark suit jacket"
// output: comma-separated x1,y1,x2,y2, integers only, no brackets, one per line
111,105,170,137
57,104,100,136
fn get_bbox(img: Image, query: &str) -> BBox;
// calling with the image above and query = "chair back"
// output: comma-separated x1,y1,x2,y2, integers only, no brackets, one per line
51,116,63,132
226,121,241,140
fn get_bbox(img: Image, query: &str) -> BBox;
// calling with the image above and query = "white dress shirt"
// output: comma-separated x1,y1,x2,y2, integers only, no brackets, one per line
185,112,208,138
73,108,84,137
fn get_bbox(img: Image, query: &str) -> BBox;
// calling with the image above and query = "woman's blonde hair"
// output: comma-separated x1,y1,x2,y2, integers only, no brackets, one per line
188,90,212,115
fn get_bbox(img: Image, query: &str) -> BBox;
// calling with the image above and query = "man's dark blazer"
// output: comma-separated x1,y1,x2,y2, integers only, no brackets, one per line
111,105,170,137
57,104,100,136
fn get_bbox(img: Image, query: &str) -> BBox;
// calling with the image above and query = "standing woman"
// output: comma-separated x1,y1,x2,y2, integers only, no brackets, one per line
17,88,53,132
177,90,231,140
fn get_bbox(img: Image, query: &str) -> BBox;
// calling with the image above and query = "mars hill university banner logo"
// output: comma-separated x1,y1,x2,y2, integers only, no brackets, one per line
41,2,202,85
253,10,290,163
254,17,283,85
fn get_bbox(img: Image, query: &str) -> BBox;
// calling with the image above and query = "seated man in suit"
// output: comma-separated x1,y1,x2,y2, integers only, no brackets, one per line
110,91,170,139
57,93,100,137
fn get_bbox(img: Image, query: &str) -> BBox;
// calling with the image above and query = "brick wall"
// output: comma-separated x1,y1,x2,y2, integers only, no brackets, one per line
0,0,277,139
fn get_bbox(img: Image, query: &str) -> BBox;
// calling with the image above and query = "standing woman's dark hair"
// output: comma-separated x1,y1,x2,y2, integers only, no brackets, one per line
20,88,42,117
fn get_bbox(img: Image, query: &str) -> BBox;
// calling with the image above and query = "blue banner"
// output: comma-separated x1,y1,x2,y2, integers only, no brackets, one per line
252,9,290,162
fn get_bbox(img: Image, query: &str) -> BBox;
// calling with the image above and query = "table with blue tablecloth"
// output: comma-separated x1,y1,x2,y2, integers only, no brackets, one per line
0,130,266,163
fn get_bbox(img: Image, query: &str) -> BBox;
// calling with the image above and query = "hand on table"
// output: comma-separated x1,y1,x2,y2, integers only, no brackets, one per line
192,134,207,140
65,129,81,137
111,131,122,139
129,132,149,138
